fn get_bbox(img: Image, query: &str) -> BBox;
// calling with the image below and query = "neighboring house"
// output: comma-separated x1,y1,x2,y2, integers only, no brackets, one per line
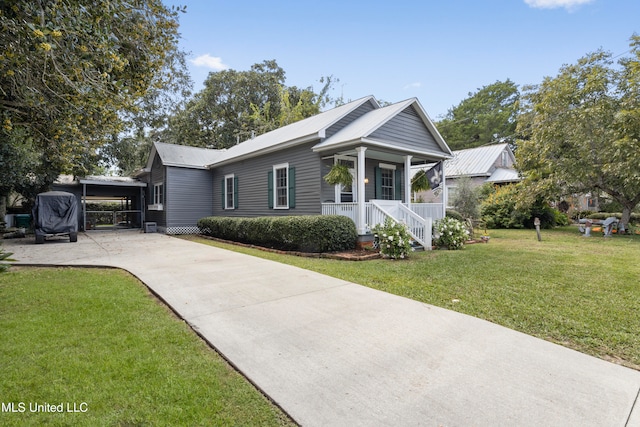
138,95,454,247
412,143,519,207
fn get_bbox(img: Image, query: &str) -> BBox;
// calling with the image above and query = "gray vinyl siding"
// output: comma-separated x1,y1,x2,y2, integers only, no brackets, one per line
320,158,405,202
146,153,166,227
324,100,377,139
212,141,322,217
370,105,440,152
165,166,214,227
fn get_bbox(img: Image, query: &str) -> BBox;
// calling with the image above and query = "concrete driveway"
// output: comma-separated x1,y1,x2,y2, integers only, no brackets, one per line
5,231,640,426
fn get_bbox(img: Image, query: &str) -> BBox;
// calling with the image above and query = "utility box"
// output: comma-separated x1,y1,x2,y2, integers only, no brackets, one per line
15,214,31,228
144,222,157,233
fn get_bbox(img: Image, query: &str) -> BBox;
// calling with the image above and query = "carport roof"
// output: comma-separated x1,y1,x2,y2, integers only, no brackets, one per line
56,175,147,187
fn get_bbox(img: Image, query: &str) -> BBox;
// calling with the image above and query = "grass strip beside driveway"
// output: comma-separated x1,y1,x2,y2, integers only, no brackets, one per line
0,267,295,427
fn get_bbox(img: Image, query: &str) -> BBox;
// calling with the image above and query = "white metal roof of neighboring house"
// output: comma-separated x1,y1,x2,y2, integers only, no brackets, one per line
209,96,379,167
149,142,226,170
445,143,512,177
312,98,452,159
55,174,147,187
486,167,520,183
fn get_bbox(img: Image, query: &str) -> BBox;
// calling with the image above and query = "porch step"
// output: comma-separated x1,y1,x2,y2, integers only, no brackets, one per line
411,241,425,251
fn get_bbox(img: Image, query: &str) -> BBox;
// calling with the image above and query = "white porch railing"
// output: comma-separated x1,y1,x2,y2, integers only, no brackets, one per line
321,201,443,249
410,203,445,222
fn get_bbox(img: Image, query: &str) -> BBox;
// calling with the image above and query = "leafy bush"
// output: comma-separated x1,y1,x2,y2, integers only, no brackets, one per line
433,217,469,250
197,215,357,253
480,185,527,228
451,176,480,220
445,209,464,222
480,184,567,229
372,218,413,259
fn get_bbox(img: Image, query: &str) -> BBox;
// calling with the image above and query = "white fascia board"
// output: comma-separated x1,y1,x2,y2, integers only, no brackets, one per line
208,133,321,168
78,179,147,187
361,138,453,160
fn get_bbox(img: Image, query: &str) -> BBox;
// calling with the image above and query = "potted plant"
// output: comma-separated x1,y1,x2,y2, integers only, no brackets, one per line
411,169,430,193
323,163,353,187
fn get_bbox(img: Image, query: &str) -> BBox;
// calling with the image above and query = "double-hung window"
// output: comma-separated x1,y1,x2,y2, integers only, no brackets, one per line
153,183,163,205
268,163,295,209
375,163,401,200
224,174,237,210
274,164,289,209
380,167,394,200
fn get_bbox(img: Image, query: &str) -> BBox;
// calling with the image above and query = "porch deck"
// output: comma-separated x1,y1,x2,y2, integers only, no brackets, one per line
321,202,444,248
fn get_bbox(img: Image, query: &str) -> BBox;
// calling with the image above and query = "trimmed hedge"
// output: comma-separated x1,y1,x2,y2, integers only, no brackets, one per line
197,215,357,253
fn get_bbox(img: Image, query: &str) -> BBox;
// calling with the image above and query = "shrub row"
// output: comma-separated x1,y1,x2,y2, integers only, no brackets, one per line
197,215,357,253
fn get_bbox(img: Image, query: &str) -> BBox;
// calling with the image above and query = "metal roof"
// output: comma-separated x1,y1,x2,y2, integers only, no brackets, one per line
210,96,378,166
486,167,520,183
153,142,225,169
445,143,512,177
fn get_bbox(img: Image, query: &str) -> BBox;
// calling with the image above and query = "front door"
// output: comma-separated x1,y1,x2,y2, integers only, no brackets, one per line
334,157,357,203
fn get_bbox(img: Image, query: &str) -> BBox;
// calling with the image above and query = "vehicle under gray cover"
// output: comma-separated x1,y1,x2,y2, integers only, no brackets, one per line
33,191,78,244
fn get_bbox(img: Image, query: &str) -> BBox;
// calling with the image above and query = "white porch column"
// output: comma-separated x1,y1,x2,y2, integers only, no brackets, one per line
356,146,367,234
403,155,412,205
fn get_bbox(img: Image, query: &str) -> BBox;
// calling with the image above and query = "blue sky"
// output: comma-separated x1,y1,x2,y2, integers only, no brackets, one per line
168,0,639,119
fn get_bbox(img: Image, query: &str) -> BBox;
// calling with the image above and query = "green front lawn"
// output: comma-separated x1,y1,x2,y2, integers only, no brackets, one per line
181,228,640,370
0,267,294,427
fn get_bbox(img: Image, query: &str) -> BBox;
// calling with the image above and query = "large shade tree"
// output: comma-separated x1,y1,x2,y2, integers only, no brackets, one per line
163,60,335,149
516,35,640,225
0,0,185,211
436,79,520,150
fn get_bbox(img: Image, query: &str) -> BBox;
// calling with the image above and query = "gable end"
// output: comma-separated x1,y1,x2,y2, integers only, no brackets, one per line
369,105,440,152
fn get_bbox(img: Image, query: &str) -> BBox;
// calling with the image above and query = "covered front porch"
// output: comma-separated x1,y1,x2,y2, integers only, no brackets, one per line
311,97,454,249
317,144,448,249
322,200,444,248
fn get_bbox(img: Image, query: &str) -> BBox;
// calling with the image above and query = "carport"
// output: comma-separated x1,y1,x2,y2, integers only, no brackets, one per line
53,175,147,231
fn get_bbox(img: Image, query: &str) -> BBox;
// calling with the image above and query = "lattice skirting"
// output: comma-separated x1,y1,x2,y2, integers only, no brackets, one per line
165,226,200,235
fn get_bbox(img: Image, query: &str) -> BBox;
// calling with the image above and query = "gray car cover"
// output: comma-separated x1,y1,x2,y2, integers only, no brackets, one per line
32,191,78,234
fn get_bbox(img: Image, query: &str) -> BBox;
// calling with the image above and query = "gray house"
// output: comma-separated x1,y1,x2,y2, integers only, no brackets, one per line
140,95,453,247
412,143,519,207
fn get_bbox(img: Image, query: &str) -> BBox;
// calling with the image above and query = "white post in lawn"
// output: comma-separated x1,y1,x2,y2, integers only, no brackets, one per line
404,155,412,206
356,146,367,234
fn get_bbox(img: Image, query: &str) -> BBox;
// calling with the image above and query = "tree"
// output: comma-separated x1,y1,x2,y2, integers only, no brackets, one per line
163,61,337,149
101,46,193,175
0,0,185,211
437,80,519,150
451,176,480,220
516,35,640,226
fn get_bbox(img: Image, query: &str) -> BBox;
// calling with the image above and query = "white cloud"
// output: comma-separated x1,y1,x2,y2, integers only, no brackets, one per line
190,54,229,70
524,0,594,10
403,82,422,90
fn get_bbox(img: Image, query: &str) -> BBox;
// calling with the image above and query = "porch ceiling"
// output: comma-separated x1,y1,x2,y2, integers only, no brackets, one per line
328,146,444,165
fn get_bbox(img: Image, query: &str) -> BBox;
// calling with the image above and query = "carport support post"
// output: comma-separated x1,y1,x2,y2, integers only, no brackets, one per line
82,183,86,232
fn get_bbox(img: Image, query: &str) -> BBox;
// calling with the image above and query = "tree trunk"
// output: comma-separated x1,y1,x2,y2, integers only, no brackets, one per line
0,194,6,228
621,206,632,226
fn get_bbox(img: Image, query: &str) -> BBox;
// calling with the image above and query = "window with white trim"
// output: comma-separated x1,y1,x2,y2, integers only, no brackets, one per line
380,167,394,200
225,174,235,209
274,163,288,209
153,183,163,205
334,156,357,203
